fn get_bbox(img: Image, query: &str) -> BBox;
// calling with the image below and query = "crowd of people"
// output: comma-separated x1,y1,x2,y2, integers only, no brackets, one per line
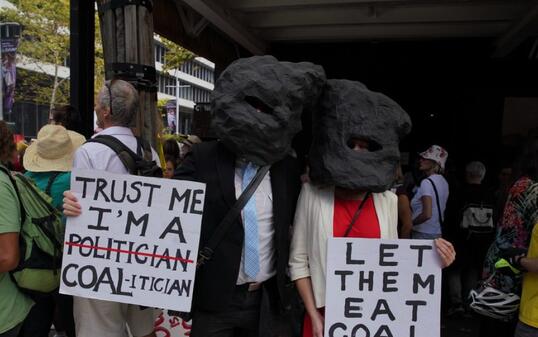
0,55,536,337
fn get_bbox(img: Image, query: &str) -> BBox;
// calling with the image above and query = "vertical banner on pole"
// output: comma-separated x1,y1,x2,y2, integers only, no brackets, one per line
1,23,20,120
166,99,177,132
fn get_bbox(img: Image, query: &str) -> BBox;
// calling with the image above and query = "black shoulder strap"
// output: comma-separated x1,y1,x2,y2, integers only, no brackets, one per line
197,164,271,268
343,191,372,237
86,135,139,174
136,136,153,161
0,166,26,225
45,172,62,196
427,178,444,223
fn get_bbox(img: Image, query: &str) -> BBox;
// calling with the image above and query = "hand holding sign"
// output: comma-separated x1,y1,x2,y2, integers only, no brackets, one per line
434,238,456,267
63,190,81,216
325,238,442,337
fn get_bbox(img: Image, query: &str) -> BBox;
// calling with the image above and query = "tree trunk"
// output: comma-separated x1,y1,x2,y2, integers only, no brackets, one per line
49,62,60,119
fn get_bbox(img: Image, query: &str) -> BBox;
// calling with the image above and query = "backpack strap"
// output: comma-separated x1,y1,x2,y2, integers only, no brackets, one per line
45,172,62,196
136,136,153,162
86,135,141,174
0,165,26,225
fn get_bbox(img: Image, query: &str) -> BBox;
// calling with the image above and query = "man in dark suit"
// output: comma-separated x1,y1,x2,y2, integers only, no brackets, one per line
175,56,326,337
175,141,300,336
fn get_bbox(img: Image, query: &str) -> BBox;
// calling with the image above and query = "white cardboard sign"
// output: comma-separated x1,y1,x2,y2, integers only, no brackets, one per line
325,238,442,337
60,169,205,312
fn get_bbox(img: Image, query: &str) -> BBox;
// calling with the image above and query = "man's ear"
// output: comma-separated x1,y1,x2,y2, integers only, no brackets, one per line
101,106,112,120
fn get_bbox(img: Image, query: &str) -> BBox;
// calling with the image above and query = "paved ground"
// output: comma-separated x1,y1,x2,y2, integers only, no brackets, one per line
442,313,481,337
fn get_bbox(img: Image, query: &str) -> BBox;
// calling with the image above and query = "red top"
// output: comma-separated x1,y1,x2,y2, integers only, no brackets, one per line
302,196,381,337
333,196,381,238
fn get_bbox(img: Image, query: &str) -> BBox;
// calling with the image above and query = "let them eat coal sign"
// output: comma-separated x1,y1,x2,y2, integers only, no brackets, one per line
325,238,442,337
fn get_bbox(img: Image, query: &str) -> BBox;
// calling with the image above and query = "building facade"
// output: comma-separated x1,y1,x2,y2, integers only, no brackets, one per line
0,0,214,138
154,40,214,134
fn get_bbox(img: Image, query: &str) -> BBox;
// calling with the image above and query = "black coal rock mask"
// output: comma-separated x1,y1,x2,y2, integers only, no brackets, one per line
309,79,412,192
211,55,326,166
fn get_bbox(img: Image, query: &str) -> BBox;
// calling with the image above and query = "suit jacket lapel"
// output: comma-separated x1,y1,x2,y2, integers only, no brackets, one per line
216,142,237,208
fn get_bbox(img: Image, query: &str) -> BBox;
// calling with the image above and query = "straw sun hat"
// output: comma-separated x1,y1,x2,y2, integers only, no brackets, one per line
24,125,86,172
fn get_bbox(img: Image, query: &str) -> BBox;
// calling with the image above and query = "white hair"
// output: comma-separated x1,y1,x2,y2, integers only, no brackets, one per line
98,79,139,127
466,161,486,182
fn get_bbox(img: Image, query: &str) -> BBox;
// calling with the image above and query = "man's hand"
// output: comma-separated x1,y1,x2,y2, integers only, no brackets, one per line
63,191,81,217
435,238,456,268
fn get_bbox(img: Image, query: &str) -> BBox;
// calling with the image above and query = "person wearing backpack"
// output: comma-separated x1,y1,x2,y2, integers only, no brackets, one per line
24,124,85,210
62,79,160,337
446,161,495,317
16,124,85,337
0,121,33,337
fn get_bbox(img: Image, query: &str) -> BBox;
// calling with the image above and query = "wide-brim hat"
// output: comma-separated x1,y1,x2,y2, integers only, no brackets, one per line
24,125,86,172
419,144,448,169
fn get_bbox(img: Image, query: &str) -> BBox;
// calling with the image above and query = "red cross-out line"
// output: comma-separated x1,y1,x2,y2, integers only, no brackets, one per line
64,241,194,264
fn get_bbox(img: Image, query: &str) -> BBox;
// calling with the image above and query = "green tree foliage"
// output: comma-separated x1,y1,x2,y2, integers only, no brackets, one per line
1,0,70,109
94,13,105,99
1,0,105,111
160,36,195,74
157,36,195,135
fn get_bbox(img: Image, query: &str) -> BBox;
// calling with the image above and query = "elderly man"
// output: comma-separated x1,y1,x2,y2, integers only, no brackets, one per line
64,79,158,337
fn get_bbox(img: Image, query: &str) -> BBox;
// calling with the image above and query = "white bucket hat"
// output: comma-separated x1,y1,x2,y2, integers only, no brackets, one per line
419,145,448,169
24,125,86,172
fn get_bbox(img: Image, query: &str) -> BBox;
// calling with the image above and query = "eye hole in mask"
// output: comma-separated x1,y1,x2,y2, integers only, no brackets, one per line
346,137,383,152
245,96,273,115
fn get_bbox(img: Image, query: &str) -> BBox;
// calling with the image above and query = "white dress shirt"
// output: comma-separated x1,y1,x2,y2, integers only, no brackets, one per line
234,162,276,284
73,126,159,172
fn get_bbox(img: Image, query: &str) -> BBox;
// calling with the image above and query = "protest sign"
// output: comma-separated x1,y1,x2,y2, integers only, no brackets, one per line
325,238,442,337
60,169,205,312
